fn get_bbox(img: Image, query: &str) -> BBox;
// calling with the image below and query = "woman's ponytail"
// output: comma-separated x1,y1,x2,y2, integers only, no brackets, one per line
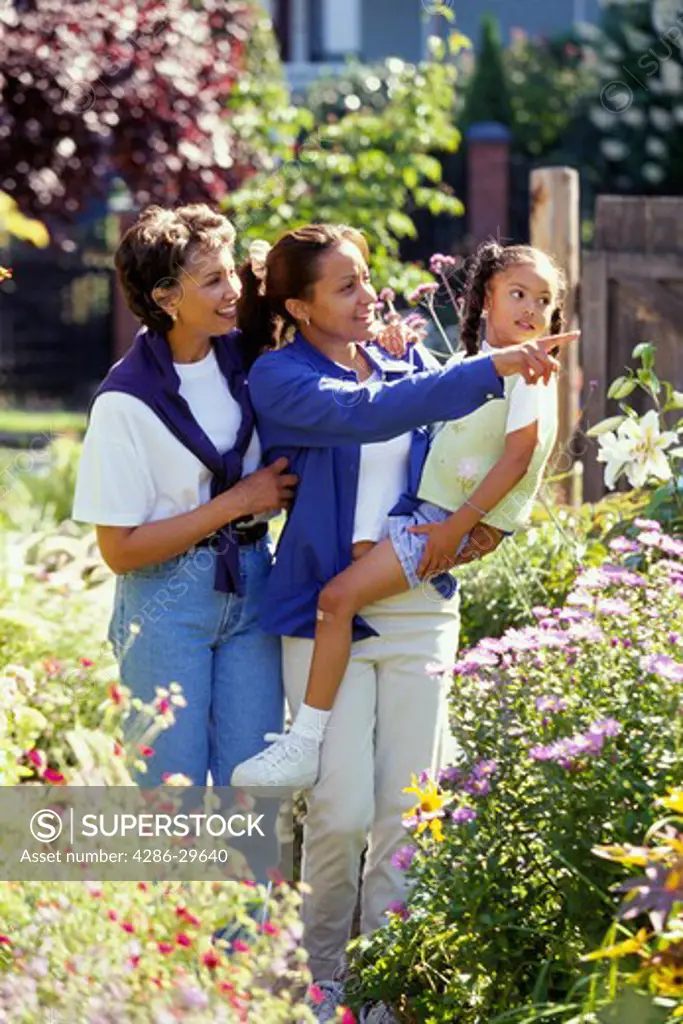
236,259,277,369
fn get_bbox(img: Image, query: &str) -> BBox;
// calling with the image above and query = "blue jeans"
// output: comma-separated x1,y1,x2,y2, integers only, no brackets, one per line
108,539,284,787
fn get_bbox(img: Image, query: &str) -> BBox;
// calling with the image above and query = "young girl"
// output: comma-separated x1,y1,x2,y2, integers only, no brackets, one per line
231,240,573,792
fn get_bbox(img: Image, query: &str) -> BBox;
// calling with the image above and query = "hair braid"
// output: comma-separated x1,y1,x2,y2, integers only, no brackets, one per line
460,241,506,356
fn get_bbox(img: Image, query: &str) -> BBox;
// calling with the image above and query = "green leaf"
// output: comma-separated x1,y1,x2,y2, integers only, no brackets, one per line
632,341,656,368
664,390,683,412
387,210,417,238
586,415,626,438
608,376,636,400
637,368,660,395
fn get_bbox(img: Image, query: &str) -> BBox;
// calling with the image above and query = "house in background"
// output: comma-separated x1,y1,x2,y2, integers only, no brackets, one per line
261,0,601,92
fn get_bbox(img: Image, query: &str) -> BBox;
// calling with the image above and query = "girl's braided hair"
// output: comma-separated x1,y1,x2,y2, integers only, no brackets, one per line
460,241,566,356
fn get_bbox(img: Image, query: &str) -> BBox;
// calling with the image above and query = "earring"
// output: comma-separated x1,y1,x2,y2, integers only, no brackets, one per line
302,316,310,327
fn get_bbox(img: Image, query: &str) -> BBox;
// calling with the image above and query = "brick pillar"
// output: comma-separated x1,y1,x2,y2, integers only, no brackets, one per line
466,121,511,245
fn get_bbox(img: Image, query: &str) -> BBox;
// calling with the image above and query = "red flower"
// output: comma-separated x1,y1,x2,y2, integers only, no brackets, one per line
137,882,148,892
0,936,10,945
202,950,220,970
155,698,171,715
79,657,94,667
121,921,135,934
176,933,192,947
157,942,174,955
109,684,124,705
340,1010,356,1023
232,940,250,954
26,749,46,771
262,921,279,936
113,740,124,757
107,910,118,922
44,768,66,785
139,745,154,758
128,955,141,968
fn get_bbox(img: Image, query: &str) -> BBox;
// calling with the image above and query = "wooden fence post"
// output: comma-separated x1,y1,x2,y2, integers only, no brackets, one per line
529,167,582,506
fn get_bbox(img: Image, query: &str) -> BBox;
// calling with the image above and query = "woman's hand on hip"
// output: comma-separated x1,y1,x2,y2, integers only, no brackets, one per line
491,331,580,385
230,457,298,517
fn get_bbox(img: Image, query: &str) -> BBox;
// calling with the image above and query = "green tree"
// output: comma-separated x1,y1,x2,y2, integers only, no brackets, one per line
578,0,683,195
505,31,597,160
225,29,472,295
462,14,512,128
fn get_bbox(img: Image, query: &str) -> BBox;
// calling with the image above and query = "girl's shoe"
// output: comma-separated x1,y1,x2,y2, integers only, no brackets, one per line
230,730,321,794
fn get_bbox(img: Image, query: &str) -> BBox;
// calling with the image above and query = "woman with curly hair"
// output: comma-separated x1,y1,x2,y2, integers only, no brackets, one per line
72,203,297,786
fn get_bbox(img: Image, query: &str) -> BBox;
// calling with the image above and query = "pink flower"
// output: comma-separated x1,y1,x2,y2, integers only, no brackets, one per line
44,768,66,785
121,921,135,934
634,517,661,531
387,900,410,920
79,657,94,668
308,984,325,1005
176,933,192,947
157,942,174,954
26,749,46,771
379,287,395,303
109,684,124,705
263,921,279,936
139,745,154,758
201,950,221,970
232,940,250,954
340,1010,356,1024
0,936,10,945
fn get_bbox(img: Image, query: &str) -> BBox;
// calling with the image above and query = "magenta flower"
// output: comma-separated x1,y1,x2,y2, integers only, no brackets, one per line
391,845,417,871
451,806,477,824
387,900,411,920
408,282,439,303
660,535,683,558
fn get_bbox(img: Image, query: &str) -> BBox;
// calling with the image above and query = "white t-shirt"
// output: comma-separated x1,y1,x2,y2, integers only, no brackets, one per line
72,347,262,527
481,340,544,435
352,360,419,544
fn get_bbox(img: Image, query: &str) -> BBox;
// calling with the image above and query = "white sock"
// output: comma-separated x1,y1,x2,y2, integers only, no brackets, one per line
291,703,332,744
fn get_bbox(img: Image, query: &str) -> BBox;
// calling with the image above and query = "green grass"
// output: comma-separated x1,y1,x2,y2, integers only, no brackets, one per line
0,410,86,437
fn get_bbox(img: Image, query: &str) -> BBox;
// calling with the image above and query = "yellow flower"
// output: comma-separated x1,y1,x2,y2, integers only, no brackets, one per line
659,789,683,815
403,775,453,844
582,928,649,962
651,963,683,997
593,843,649,866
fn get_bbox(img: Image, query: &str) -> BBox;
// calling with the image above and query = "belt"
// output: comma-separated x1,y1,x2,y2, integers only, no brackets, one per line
196,521,268,550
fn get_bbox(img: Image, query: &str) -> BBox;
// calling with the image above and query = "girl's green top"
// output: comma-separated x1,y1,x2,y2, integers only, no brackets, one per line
417,344,559,532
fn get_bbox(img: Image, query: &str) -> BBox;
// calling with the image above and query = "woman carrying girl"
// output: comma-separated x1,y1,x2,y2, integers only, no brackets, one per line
228,224,574,998
232,240,568,794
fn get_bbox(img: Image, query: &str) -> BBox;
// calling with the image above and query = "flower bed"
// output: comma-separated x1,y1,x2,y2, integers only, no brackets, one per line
345,522,683,1022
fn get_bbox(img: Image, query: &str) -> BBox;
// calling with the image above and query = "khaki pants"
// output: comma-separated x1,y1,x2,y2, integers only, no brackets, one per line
283,585,461,981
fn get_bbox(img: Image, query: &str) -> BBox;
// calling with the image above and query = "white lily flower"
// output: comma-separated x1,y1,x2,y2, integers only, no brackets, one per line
597,410,677,490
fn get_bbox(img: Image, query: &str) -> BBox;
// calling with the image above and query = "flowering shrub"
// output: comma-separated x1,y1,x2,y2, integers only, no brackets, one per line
345,521,683,1022
0,879,314,1022
590,342,683,533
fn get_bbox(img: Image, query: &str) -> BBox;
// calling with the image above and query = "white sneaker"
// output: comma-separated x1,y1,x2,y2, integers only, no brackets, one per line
230,730,321,794
306,979,346,1022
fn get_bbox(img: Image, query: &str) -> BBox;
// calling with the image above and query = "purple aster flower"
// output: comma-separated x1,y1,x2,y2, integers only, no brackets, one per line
609,537,641,554
437,765,462,784
473,759,499,778
595,597,631,616
634,518,662,531
566,621,605,643
641,654,683,682
478,637,508,654
591,717,621,738
669,633,681,645
453,649,499,674
537,630,571,648
639,531,663,548
535,695,568,715
529,744,554,762
532,605,553,619
391,845,417,871
425,661,452,678
661,535,683,558
451,806,477,824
